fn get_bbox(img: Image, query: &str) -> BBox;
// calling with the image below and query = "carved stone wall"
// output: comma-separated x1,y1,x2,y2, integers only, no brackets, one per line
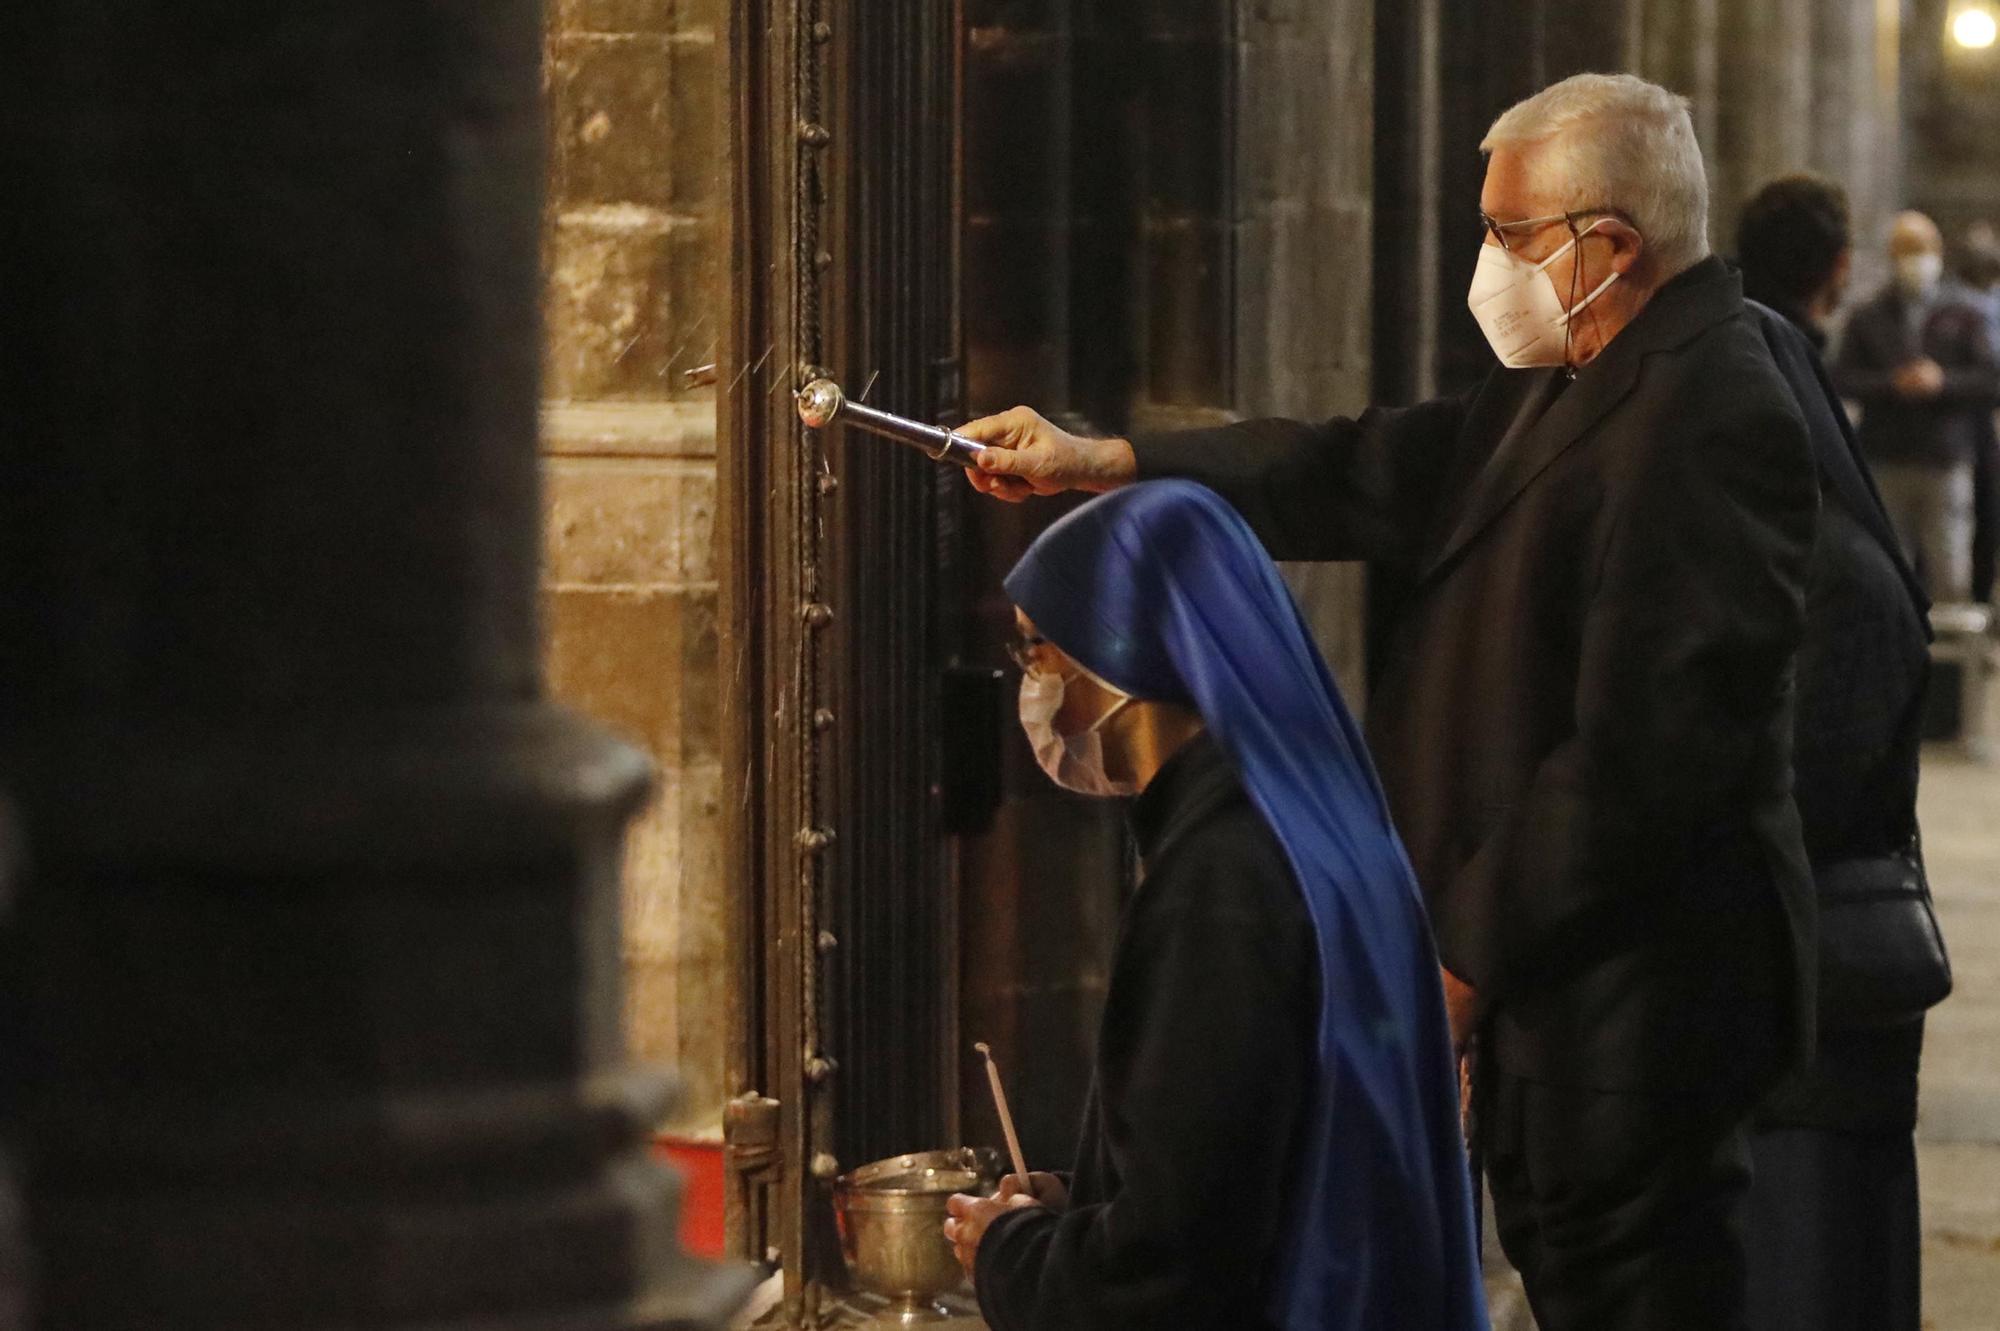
542,0,728,1132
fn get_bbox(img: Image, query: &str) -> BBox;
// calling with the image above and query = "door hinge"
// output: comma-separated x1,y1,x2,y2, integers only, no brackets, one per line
723,1092,783,1180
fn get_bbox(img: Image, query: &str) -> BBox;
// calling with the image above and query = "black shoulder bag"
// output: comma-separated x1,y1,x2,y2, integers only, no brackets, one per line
1816,836,1953,1028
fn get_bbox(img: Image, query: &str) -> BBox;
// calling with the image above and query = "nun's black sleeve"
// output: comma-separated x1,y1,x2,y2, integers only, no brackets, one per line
972,798,1319,1331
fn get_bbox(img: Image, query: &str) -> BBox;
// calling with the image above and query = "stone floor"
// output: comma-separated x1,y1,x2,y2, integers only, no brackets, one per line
1910,707,2000,1330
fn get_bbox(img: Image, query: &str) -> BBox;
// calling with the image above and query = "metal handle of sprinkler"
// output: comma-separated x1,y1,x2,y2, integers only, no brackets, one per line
795,376,988,468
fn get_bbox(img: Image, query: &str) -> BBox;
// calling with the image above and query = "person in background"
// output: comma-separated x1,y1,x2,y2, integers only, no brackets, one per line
1738,173,1853,349
1957,221,2000,343
942,481,1486,1331
1736,175,1950,1331
1957,226,2000,602
1835,210,2000,602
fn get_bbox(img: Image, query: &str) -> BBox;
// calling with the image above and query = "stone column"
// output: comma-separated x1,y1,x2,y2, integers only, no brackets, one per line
1639,0,1720,159
1542,0,1643,80
1239,0,1376,697
1712,0,1817,244
1808,0,1904,293
0,3,750,1326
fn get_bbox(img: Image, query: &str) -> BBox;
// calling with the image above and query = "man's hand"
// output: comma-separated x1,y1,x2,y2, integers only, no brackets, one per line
958,406,1137,503
942,1190,1043,1278
1440,966,1479,1055
1891,357,1946,399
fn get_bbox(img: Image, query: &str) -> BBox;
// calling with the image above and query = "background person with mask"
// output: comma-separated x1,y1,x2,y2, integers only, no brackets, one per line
942,481,1485,1331
953,73,1817,1331
1835,210,2000,602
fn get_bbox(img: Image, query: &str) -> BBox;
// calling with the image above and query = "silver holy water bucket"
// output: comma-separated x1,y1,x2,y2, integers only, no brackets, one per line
833,1147,1003,1325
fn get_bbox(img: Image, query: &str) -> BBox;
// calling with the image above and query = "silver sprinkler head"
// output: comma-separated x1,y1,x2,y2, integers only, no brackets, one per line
796,377,845,430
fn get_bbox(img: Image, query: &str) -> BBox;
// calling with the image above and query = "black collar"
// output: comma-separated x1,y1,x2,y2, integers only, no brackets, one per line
1420,257,1744,585
1129,730,1240,865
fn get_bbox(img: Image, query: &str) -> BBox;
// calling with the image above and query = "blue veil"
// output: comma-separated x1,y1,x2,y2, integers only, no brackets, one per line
1005,480,1487,1331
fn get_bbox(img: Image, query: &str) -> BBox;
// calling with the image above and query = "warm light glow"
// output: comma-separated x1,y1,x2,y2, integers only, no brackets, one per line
1955,6,1999,50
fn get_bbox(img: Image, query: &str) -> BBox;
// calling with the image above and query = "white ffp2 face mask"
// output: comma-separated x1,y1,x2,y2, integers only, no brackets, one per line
1895,252,1943,295
1018,668,1137,798
1466,219,1621,368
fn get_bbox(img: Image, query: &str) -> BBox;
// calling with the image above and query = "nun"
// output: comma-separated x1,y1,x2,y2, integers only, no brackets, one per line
942,481,1487,1331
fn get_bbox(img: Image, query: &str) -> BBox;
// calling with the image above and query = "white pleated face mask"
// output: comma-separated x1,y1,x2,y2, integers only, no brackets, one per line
1018,667,1137,798
1895,252,1943,296
1466,218,1621,369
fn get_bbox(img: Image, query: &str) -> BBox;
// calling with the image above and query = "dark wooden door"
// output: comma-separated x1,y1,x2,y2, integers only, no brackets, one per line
720,0,965,1319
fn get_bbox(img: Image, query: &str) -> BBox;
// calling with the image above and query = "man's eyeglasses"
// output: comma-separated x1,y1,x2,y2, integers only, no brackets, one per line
1480,207,1626,253
1005,632,1050,673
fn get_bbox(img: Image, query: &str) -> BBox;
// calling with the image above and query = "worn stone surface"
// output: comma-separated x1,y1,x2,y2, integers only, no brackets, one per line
540,0,726,1142
1236,1,1373,699
543,0,720,404
541,563,725,1130
544,457,718,587
546,210,718,400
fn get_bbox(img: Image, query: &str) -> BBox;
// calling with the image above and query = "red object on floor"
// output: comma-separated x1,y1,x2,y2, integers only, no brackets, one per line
653,1134,728,1259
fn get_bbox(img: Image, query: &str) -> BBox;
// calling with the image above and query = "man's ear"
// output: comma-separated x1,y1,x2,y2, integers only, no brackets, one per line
1606,217,1647,275
1824,247,1854,308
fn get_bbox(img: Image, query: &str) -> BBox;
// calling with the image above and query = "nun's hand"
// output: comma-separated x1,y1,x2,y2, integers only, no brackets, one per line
943,1190,1043,1277
997,1171,1069,1210
958,406,1136,503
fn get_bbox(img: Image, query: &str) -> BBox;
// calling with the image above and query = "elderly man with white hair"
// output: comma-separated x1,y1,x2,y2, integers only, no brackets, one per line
956,74,1818,1331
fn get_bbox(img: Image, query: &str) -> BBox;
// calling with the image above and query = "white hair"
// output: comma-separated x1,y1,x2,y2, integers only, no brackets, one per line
1482,73,1711,275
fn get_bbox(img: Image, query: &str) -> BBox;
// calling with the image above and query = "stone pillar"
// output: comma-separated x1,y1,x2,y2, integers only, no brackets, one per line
1543,0,1643,80
1239,0,1376,696
1809,0,1904,295
1639,0,1720,159
1712,0,1817,244
0,3,750,1325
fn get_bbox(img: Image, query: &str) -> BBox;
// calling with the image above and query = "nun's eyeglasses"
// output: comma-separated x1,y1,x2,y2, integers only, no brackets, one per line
1005,632,1050,673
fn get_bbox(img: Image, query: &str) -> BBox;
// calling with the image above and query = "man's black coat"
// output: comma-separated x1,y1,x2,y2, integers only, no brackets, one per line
1746,301,1933,1136
1132,259,1819,1091
1748,301,1929,872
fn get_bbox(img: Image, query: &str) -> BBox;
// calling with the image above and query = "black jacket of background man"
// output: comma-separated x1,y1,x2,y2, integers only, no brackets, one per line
1131,258,1819,1092
1834,282,2000,468
1747,300,1934,1134
1749,302,1929,871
